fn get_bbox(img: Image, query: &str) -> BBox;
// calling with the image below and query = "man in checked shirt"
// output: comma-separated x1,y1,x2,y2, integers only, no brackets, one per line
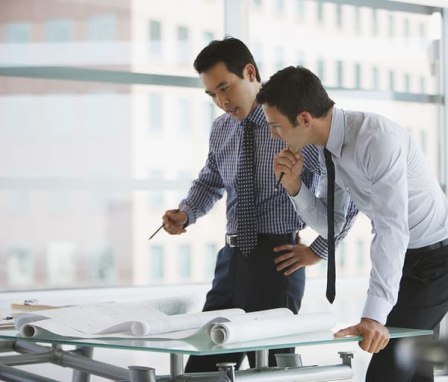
161,37,358,371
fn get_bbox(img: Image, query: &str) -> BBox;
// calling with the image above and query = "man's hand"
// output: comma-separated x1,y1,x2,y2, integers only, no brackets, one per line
334,318,390,353
162,209,188,235
273,236,321,276
273,148,303,196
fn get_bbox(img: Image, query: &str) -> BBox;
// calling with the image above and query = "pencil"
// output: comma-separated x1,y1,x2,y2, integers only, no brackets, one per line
274,172,284,192
148,224,164,241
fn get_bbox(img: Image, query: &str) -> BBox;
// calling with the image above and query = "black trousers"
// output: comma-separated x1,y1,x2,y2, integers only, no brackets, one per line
185,233,305,372
366,243,448,382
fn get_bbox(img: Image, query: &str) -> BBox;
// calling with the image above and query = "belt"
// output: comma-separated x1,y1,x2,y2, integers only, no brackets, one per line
225,232,296,248
407,238,448,255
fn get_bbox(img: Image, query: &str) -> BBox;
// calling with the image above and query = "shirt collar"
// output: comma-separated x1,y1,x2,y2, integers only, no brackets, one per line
243,104,265,128
326,107,345,158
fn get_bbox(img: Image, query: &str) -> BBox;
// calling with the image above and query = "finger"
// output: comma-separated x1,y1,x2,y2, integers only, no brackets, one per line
273,244,294,253
334,326,358,338
275,256,296,271
283,263,302,276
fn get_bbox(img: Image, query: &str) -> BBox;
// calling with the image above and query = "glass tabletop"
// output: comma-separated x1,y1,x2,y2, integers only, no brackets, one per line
0,327,432,356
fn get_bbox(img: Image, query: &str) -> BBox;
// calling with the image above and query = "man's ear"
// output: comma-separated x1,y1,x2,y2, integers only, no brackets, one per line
299,111,312,127
245,64,257,82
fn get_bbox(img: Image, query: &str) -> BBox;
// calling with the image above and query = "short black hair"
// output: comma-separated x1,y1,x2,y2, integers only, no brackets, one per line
194,37,261,82
256,66,334,125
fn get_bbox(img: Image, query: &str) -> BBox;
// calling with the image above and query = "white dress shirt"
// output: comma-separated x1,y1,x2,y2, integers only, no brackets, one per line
291,107,448,324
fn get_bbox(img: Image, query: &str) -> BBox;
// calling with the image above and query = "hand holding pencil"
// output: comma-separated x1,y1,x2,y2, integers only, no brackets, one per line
148,209,188,240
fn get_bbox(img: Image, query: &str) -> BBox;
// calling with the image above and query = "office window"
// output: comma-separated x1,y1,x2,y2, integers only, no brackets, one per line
388,14,395,37
252,41,263,75
389,70,396,90
371,67,379,90
295,0,305,21
205,243,217,278
149,20,162,56
46,242,76,286
7,247,34,287
202,31,214,45
419,77,426,93
177,26,190,64
404,73,411,93
316,1,324,24
403,18,411,38
419,130,428,155
337,242,345,268
275,46,284,71
178,244,192,279
354,6,361,34
275,0,284,13
87,15,117,41
202,101,215,135
150,245,165,281
4,23,32,43
336,60,344,87
356,240,366,269
85,92,120,137
45,19,73,42
371,9,378,36
48,191,72,214
335,4,342,28
297,51,306,67
89,246,116,283
354,63,362,89
317,59,325,83
3,191,30,213
149,93,164,133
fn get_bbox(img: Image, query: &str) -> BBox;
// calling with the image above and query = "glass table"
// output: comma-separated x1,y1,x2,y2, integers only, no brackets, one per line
0,327,433,382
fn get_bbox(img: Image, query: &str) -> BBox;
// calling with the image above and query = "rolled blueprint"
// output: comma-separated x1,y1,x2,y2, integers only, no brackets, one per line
209,312,335,345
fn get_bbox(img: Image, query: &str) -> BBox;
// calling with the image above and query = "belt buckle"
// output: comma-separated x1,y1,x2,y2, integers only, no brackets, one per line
226,234,238,247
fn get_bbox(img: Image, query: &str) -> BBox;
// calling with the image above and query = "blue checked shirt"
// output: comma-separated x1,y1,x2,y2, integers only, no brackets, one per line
179,105,358,259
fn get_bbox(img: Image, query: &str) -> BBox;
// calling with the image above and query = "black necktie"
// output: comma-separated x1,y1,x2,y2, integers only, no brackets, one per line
324,148,336,303
236,120,257,256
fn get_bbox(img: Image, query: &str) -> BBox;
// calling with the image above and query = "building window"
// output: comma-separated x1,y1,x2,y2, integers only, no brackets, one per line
371,9,378,36
403,18,410,38
46,242,76,286
4,23,32,43
404,73,411,93
178,244,192,279
389,70,395,91
89,246,115,283
150,245,165,281
372,67,379,90
295,0,305,21
317,59,325,83
205,243,217,278
336,60,344,87
355,63,362,89
316,1,324,24
177,26,190,64
45,20,73,42
356,240,365,269
203,101,215,136
275,46,284,71
87,15,117,41
202,31,214,45
7,247,34,287
388,14,395,37
354,6,361,34
149,20,162,56
335,4,342,28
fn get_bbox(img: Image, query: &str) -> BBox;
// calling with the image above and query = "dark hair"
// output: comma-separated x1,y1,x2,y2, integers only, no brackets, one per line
256,66,334,125
194,37,261,82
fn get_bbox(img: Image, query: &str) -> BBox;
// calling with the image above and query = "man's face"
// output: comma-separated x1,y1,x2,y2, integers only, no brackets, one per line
262,104,307,153
200,61,258,121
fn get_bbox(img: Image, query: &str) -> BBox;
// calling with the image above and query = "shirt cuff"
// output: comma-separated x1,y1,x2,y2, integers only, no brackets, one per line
309,236,328,260
289,183,317,212
178,202,196,227
361,293,394,325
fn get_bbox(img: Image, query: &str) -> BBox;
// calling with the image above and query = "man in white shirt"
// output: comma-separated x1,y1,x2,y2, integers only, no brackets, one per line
256,65,448,381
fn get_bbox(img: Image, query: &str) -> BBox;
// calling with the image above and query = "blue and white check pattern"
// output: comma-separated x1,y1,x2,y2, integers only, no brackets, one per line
179,105,358,259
